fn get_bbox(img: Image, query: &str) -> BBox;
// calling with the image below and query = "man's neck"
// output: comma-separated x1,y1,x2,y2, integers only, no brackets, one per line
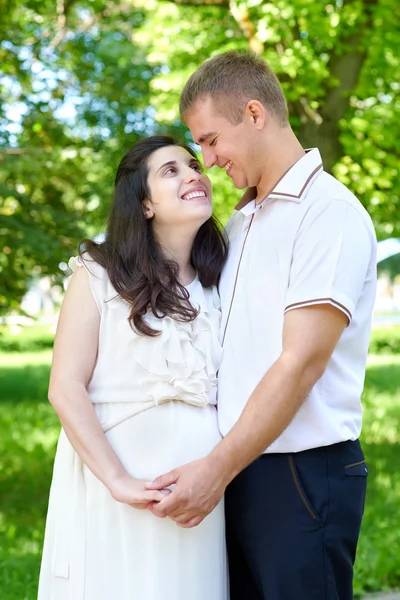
255,131,306,205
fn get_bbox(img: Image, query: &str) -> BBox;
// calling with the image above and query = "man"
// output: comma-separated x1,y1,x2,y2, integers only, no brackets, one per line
147,50,377,599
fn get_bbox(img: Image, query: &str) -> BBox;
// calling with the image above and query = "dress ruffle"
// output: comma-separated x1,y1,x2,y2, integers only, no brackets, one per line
133,303,221,406
68,255,221,408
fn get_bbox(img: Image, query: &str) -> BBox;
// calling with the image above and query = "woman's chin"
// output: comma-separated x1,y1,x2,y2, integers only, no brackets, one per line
184,202,213,222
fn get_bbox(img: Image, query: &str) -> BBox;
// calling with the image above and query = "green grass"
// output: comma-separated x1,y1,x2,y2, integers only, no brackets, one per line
354,354,400,596
0,350,59,600
0,325,400,598
0,324,55,353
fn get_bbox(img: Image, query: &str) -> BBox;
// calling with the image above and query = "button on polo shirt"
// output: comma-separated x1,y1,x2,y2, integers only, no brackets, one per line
218,149,377,453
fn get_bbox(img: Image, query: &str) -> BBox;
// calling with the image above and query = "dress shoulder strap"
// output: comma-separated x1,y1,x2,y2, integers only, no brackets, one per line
68,253,108,314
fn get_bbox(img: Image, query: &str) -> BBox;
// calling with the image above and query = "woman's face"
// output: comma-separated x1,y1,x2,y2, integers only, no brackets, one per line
144,145,212,234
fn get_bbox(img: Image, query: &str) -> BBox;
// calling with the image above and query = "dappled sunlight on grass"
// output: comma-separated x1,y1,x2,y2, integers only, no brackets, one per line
0,350,53,367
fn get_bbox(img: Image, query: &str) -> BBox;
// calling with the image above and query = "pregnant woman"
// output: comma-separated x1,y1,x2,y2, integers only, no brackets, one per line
38,135,228,600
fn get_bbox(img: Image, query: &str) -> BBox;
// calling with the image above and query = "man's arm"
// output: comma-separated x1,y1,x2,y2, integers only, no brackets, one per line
147,303,347,527
211,303,347,479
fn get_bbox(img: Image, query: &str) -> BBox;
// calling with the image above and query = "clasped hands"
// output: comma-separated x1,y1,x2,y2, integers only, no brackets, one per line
144,456,228,529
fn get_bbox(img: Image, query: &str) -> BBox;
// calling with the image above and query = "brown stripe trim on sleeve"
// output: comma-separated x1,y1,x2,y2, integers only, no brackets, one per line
284,297,352,321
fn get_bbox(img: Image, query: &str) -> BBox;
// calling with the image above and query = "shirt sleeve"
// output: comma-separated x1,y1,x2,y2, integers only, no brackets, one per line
284,199,376,323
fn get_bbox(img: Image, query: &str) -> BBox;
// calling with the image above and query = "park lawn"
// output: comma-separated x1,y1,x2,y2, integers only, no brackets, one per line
0,344,400,598
355,353,400,596
0,351,59,600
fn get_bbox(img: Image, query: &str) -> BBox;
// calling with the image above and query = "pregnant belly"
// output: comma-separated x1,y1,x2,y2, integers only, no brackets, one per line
104,401,222,481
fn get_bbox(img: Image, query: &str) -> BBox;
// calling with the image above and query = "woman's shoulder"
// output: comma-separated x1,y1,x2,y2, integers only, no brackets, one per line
68,252,111,314
68,252,107,280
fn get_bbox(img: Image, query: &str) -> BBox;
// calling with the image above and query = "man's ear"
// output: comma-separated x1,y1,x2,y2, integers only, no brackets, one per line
142,199,154,219
244,100,267,130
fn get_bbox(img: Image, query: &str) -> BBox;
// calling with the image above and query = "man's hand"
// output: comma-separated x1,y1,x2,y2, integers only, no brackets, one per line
145,456,228,528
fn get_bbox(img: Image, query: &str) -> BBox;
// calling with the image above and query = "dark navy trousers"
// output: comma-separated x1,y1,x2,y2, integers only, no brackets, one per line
225,440,368,600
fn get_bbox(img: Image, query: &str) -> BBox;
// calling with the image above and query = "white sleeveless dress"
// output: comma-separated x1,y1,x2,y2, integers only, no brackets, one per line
38,255,228,600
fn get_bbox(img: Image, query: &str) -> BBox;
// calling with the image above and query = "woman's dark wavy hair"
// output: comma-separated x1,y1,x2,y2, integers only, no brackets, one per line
80,135,228,336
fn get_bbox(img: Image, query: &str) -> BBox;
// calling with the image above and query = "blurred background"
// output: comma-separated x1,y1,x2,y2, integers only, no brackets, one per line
1,0,400,598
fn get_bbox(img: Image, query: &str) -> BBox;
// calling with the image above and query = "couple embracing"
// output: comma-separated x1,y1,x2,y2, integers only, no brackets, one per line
38,51,377,600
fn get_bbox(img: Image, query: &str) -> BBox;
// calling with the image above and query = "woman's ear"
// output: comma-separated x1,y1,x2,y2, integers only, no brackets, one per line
142,199,154,220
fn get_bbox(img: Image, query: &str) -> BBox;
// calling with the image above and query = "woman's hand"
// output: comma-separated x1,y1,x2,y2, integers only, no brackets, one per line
109,472,171,510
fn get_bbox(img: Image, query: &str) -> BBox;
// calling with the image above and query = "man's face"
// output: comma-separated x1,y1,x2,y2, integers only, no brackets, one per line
185,96,260,191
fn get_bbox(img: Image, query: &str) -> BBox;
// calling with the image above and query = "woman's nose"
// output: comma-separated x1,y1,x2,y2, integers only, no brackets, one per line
184,166,201,182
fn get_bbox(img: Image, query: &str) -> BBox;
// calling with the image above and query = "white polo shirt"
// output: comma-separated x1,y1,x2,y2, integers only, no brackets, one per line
218,148,377,453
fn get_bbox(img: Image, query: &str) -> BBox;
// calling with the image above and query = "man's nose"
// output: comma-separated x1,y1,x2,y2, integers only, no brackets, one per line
202,147,216,169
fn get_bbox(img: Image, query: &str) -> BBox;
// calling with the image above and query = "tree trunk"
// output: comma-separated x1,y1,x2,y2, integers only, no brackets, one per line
298,43,368,172
298,0,378,172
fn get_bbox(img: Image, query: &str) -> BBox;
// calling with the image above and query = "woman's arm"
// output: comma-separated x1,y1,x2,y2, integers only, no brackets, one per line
49,265,168,508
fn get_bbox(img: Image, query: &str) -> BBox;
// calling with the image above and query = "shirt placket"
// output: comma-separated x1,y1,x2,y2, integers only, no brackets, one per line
221,212,255,346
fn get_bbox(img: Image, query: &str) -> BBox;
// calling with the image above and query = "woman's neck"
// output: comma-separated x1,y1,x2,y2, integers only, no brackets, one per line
156,227,197,286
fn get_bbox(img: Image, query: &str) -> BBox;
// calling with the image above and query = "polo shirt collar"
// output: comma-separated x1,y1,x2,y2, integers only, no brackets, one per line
236,148,323,215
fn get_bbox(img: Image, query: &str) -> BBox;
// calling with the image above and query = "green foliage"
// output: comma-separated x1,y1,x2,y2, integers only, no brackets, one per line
378,254,400,282
369,325,400,355
1,0,400,313
0,0,153,314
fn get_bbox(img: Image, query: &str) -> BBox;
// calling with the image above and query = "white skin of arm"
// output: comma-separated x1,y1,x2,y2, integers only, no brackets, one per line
49,266,168,508
147,304,348,526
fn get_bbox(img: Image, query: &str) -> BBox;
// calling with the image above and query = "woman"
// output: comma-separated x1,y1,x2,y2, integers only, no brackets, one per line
38,136,228,600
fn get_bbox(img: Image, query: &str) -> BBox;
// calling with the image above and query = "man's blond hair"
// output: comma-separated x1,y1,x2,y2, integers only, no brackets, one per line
180,50,289,127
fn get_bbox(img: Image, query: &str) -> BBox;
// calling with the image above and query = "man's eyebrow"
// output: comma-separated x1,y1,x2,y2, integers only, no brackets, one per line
196,131,217,144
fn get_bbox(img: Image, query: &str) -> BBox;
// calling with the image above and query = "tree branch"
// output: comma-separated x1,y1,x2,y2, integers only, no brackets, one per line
47,1,132,50
0,148,52,156
229,1,263,53
164,0,263,52
50,0,79,48
165,0,229,5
